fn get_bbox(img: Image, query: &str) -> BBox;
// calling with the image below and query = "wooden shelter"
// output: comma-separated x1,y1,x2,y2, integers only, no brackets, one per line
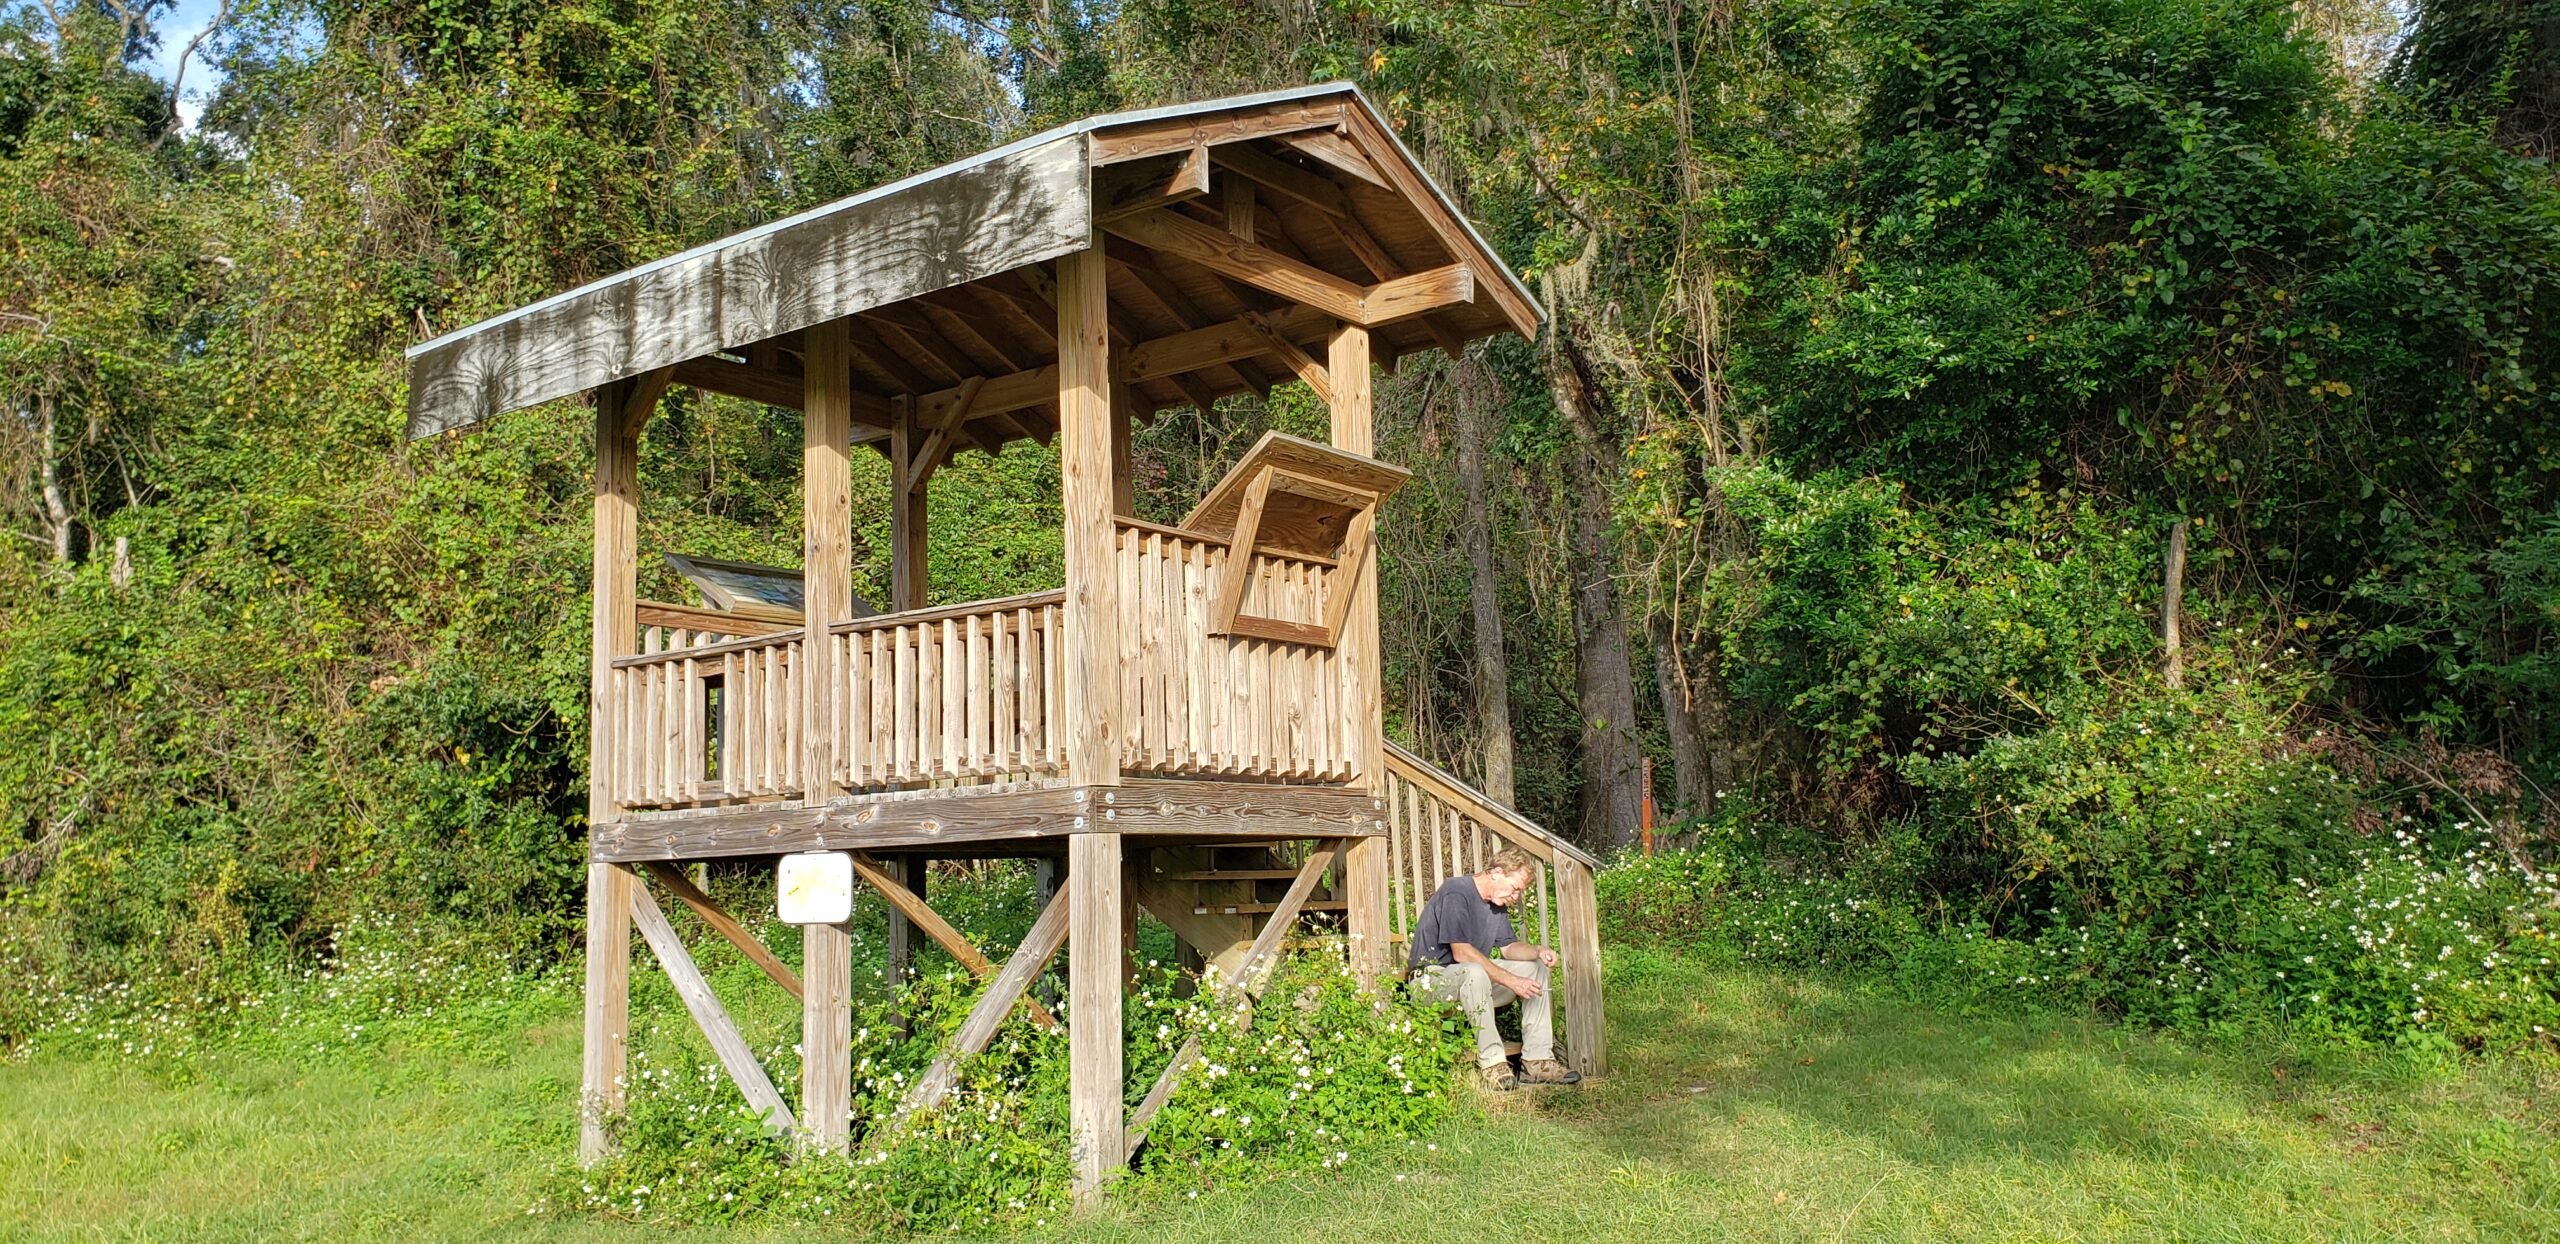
405,82,1604,1199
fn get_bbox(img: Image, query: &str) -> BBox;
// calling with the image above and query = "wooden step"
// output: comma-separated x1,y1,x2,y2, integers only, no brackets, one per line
1155,869,1314,882
1193,899,1349,915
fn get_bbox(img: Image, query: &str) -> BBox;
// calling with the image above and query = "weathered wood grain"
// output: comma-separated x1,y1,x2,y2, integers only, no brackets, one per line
408,137,1087,438
799,318,856,1152
581,375,658,1166
1058,240,1121,790
1068,831,1124,1202
1554,857,1609,1079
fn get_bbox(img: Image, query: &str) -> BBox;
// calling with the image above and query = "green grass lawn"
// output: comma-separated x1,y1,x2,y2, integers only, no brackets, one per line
5,949,2553,1242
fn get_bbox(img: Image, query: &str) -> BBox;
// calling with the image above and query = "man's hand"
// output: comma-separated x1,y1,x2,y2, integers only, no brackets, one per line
1496,968,1546,999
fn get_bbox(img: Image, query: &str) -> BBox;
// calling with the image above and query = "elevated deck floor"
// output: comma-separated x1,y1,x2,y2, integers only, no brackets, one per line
590,776,1385,863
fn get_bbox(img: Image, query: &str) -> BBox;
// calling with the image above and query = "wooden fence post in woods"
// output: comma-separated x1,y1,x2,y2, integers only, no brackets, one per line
2165,520,2188,690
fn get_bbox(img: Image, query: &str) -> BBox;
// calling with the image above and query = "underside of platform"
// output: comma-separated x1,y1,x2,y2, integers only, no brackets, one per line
590,777,1385,863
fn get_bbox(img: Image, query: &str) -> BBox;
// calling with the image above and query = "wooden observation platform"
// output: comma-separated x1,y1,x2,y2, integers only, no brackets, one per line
405,82,1604,1200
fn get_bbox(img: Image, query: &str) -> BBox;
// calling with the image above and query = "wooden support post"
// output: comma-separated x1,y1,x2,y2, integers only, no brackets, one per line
640,861,802,1000
1553,857,1609,1079
885,854,922,1002
891,396,929,610
1057,240,1121,789
1033,856,1064,1011
1110,398,1137,518
1329,324,1392,989
801,318,856,1150
2164,519,2187,691
582,371,662,1166
1068,831,1125,1202
630,882,796,1134
1059,236,1127,1201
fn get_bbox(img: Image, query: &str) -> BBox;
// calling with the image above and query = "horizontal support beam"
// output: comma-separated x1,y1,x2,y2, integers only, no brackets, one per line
589,780,1387,863
1102,209,1473,328
1089,100,1346,165
671,355,892,432
915,306,1338,429
1097,145,1210,222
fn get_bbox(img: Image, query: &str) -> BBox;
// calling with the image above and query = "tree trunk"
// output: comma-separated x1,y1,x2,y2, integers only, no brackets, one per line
39,391,74,565
1649,616,1714,821
1549,330,1646,852
1454,360,1518,808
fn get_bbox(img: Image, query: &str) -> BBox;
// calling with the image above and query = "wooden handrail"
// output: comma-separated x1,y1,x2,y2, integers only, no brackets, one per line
828,588,1067,635
613,627,804,667
1382,739,1600,869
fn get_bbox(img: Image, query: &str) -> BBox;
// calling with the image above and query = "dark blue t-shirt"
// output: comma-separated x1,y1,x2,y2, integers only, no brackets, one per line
1407,875,1519,970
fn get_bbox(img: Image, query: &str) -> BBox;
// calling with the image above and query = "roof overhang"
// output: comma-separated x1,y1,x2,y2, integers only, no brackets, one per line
404,82,1542,443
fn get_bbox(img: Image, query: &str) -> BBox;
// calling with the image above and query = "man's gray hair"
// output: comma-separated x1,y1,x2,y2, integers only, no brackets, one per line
1486,846,1536,877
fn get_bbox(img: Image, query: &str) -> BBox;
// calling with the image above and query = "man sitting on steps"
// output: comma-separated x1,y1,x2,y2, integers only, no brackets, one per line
1409,847,1582,1090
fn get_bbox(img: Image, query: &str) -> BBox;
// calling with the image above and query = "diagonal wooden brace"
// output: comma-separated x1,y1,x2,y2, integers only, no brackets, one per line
640,861,802,1000
630,881,796,1135
846,852,1059,1031
896,885,1073,1120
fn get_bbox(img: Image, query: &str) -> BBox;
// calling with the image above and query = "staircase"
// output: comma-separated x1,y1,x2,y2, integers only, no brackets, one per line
1131,742,1608,1079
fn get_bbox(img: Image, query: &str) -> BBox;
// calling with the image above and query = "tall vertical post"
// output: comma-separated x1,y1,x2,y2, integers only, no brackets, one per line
1329,324,1393,988
1057,241,1125,1201
886,394,929,1005
581,378,648,1165
1068,831,1124,1201
890,395,930,610
801,319,856,1150
1110,399,1137,517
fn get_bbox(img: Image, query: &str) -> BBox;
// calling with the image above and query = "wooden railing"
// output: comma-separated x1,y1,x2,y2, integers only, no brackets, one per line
1115,519,1358,782
826,591,1067,790
608,517,1366,809
1380,740,1608,1078
613,606,805,808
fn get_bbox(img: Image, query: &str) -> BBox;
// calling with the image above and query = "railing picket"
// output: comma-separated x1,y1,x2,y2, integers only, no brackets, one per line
893,624,916,784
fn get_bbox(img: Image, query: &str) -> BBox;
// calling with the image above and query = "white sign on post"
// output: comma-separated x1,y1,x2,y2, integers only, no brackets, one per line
777,851,854,925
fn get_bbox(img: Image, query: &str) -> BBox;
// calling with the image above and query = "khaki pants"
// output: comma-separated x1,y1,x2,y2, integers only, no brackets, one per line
1415,960,1555,1069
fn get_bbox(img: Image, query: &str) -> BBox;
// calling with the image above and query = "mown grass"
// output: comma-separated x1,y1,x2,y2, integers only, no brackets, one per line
5,948,2553,1242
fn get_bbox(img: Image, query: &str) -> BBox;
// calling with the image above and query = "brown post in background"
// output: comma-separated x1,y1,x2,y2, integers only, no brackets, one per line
891,395,930,611
1329,323,1392,988
800,318,856,1150
1640,756,1656,856
1057,239,1125,1202
2164,520,2188,691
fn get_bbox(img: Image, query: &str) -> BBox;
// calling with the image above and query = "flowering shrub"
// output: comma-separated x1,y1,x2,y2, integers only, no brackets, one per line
559,942,1469,1230
1127,948,1468,1188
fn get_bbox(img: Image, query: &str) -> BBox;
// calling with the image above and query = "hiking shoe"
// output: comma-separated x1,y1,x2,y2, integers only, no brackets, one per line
1520,1058,1583,1085
1476,1062,1518,1092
